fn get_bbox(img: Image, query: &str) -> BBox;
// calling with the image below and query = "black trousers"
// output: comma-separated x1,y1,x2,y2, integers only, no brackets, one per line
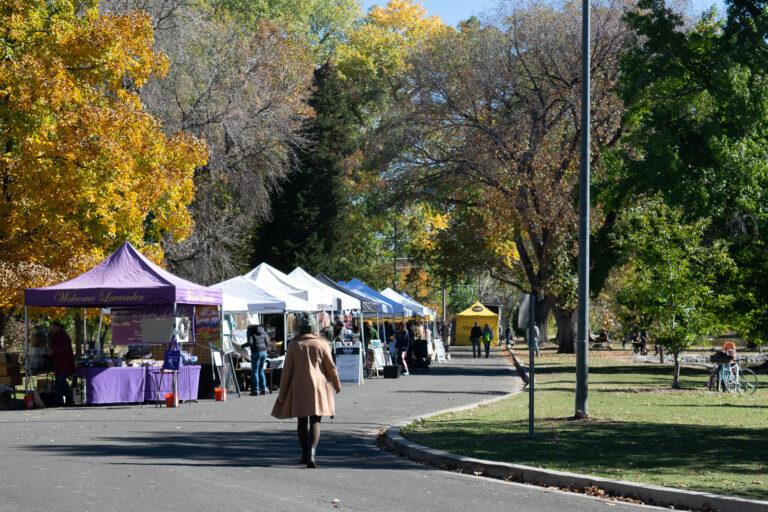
471,337,481,358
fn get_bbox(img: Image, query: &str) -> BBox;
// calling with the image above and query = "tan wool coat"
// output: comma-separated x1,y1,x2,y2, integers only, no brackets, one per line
271,334,341,419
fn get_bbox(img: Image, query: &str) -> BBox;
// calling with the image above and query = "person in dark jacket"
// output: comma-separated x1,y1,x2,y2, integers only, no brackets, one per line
395,322,411,375
384,321,394,343
470,322,483,358
503,324,513,347
332,320,344,343
47,321,75,406
245,325,270,395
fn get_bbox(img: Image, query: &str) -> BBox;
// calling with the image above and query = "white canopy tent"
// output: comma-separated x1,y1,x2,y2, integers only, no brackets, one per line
399,291,437,318
245,263,334,310
211,275,316,354
289,267,361,311
380,288,427,317
221,292,250,314
212,276,286,313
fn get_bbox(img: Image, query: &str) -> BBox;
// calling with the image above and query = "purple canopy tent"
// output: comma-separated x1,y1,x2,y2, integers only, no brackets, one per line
22,242,223,399
25,241,221,307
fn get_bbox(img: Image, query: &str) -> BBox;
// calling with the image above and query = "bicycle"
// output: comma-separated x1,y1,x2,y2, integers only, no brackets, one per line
708,352,758,395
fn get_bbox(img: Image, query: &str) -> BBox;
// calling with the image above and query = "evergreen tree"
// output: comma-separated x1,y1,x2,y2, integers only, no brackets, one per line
249,61,357,273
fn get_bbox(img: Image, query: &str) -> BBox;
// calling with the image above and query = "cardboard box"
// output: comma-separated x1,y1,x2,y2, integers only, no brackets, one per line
0,364,20,377
0,375,22,387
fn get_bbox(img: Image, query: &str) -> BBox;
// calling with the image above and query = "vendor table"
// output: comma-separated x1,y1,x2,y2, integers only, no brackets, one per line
75,366,201,404
145,366,200,402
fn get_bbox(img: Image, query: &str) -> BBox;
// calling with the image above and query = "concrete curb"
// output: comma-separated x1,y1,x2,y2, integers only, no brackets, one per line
382,386,768,512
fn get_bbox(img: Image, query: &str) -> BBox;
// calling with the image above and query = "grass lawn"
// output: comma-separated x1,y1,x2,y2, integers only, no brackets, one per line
402,347,768,500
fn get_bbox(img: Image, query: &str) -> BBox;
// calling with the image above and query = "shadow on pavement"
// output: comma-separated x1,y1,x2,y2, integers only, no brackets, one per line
24,429,408,470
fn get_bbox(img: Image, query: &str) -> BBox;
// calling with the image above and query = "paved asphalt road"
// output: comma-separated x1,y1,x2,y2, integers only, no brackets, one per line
0,346,663,512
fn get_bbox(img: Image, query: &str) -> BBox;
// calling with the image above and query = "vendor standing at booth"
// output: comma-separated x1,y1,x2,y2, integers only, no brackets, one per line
245,325,270,396
47,321,75,406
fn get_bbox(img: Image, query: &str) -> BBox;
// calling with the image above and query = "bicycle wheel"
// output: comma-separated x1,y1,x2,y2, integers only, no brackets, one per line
738,368,759,395
708,370,719,391
723,366,739,393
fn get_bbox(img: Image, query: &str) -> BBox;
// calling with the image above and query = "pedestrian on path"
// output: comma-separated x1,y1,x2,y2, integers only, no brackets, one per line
271,314,341,468
396,322,411,375
244,325,269,395
482,324,493,358
47,321,75,406
530,324,540,357
470,322,482,358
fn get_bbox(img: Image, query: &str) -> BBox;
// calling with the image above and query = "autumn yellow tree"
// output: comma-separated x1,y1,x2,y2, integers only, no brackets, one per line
336,0,448,105
0,1,207,321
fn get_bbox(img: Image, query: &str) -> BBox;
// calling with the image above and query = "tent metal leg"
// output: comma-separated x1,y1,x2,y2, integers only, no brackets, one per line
96,309,103,355
283,313,288,354
24,306,29,395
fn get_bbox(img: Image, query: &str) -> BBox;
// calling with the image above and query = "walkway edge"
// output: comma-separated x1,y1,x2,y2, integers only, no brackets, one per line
382,391,768,512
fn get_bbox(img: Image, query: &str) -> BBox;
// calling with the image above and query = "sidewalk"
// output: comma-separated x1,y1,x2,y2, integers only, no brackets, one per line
0,346,656,512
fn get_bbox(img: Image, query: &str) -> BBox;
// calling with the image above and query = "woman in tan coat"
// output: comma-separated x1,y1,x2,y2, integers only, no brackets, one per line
271,314,341,468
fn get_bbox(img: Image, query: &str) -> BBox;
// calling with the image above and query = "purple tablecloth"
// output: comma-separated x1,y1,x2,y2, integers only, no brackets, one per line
76,366,201,404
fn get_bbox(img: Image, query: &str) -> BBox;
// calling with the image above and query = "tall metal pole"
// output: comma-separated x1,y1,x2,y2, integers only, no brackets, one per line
24,306,29,396
575,0,591,419
528,294,535,437
442,288,447,326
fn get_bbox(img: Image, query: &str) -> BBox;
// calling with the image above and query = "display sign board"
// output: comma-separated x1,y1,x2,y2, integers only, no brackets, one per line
434,339,446,363
195,306,221,348
369,340,385,369
335,342,362,385
163,349,181,371
517,295,530,330
112,306,173,344
373,348,386,369
175,317,191,343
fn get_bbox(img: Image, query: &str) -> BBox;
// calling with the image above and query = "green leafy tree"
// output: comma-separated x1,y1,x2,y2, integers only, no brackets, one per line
249,61,357,274
617,0,768,347
212,0,362,62
613,199,733,388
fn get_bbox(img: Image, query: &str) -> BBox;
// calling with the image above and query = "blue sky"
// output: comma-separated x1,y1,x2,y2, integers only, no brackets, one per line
362,0,728,27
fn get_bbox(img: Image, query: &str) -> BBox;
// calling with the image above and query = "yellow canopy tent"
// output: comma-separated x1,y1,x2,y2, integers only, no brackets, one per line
455,301,499,345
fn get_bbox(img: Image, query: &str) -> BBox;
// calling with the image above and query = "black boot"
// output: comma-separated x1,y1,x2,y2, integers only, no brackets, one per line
297,420,309,464
306,447,317,468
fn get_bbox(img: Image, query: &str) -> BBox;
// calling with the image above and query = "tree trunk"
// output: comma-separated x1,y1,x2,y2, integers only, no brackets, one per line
0,311,8,350
672,351,681,389
554,305,577,353
535,296,551,344
658,345,665,364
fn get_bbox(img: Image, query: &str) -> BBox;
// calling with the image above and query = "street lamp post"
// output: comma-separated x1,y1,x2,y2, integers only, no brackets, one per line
575,0,590,419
